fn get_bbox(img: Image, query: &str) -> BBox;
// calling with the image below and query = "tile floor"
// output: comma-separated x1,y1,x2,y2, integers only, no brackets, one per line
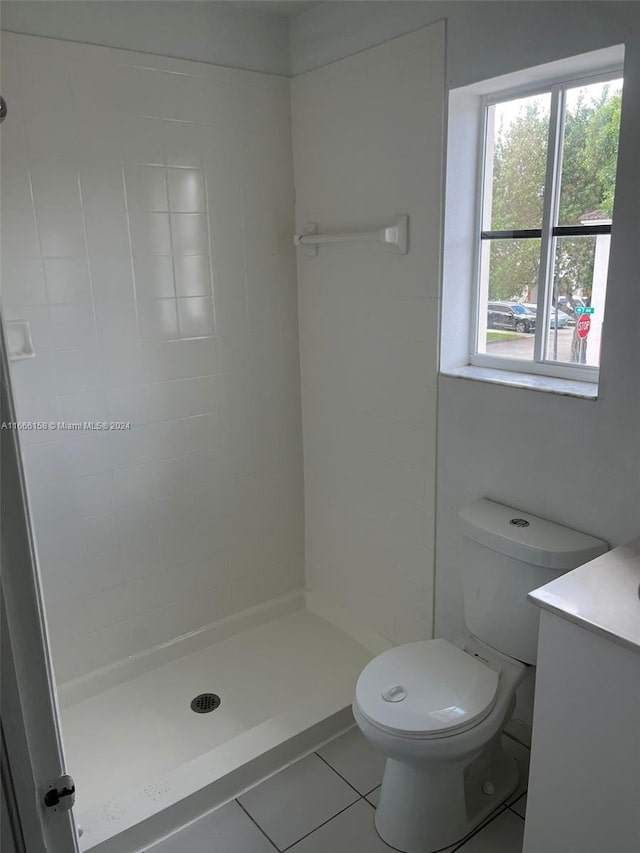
147,726,530,853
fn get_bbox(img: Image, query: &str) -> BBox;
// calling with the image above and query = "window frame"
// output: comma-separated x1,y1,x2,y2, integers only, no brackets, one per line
469,66,623,384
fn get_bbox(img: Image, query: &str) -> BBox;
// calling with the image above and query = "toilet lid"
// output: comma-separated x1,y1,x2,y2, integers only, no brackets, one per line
355,639,499,737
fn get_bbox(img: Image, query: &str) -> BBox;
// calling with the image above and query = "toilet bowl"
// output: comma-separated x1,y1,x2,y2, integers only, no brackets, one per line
354,636,527,853
353,498,609,853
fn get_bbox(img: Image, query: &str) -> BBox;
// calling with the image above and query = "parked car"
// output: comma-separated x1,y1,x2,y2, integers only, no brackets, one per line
556,296,587,313
524,303,571,329
487,302,536,334
549,307,572,328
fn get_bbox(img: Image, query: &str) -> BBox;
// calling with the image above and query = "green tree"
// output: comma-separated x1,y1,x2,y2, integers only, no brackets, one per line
489,101,548,301
488,86,621,307
560,87,621,224
553,88,621,309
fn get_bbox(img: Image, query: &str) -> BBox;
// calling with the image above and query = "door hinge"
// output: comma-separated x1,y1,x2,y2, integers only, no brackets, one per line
41,775,75,812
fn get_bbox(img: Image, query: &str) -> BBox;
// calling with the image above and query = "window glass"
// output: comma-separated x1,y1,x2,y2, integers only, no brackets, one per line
557,80,623,227
478,238,540,361
547,234,602,367
486,93,551,231
475,74,622,377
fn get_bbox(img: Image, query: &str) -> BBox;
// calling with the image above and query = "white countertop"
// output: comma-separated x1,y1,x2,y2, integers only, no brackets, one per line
528,536,640,654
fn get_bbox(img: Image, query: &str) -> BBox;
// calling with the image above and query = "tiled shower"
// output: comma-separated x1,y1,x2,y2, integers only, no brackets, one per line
0,19,443,853
1,32,304,683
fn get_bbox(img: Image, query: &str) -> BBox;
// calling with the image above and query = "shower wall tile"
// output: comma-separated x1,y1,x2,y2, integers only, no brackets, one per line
167,168,206,213
132,255,175,299
2,207,41,258
72,472,116,517
124,164,169,211
55,349,104,395
50,303,98,349
10,351,57,401
129,609,170,654
0,157,34,208
89,258,135,303
84,208,131,257
129,211,172,256
170,213,210,255
177,296,215,338
1,259,48,307
36,207,86,258
44,258,92,304
14,396,63,446
124,574,165,618
95,301,139,346
79,162,127,210
137,297,179,342
29,158,81,210
174,255,211,297
2,32,304,684
59,390,108,425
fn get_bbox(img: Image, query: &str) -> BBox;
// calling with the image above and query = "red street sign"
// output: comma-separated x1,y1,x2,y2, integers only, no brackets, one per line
576,314,591,339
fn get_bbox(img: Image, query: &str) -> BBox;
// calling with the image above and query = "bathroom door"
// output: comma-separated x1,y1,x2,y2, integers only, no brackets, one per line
0,320,79,853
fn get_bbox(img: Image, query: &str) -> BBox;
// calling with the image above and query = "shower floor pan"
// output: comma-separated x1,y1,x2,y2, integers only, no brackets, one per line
60,607,373,853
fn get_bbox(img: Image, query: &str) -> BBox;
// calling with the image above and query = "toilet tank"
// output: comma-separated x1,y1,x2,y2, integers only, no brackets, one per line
459,499,608,664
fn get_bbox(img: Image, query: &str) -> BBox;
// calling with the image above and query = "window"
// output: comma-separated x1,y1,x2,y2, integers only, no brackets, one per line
472,71,623,382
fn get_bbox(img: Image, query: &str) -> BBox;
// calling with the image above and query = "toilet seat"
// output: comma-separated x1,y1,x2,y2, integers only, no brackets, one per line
355,639,499,739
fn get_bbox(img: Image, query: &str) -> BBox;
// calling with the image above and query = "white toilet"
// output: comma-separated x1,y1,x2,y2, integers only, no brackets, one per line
353,498,607,853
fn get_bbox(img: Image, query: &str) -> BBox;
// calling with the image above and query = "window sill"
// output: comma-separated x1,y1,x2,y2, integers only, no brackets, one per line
440,365,598,400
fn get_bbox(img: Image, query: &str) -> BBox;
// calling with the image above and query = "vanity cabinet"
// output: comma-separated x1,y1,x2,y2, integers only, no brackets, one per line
524,540,640,853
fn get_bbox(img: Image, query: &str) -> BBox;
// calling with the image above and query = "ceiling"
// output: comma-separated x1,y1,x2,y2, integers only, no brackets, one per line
230,1,321,18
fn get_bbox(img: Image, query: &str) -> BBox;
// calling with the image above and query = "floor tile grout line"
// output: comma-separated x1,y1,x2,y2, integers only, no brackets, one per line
505,788,528,813
235,797,283,852
280,797,365,852
313,750,372,800
151,738,529,851
506,804,526,820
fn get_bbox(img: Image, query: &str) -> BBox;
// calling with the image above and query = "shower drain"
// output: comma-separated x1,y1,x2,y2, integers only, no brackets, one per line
190,693,221,714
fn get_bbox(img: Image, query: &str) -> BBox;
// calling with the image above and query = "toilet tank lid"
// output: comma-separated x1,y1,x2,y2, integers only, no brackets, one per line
459,499,608,570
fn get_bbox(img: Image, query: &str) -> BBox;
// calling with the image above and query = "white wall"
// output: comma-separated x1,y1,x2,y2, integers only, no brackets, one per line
436,8,640,735
291,23,444,645
290,1,637,83
0,1,290,76
0,32,304,683
290,0,640,734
